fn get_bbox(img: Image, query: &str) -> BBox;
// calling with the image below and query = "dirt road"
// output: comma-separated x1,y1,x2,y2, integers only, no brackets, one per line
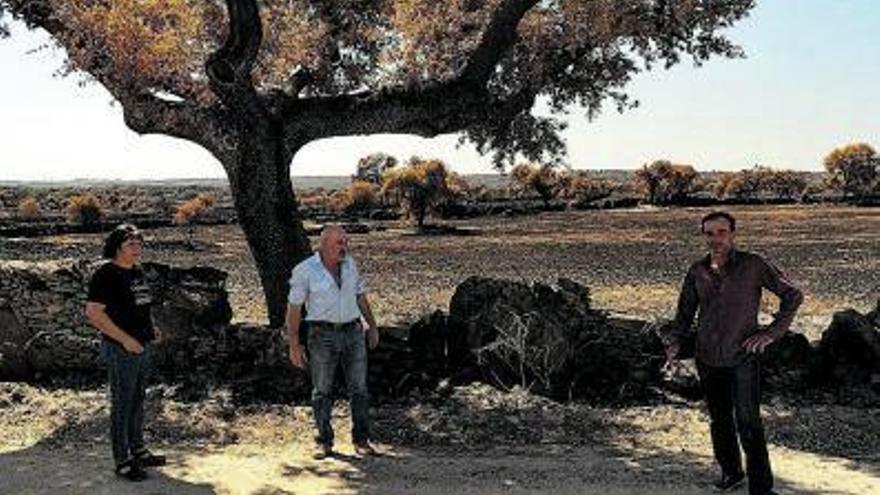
2,436,877,494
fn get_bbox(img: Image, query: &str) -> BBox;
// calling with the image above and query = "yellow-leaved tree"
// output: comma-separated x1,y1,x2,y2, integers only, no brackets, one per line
824,143,879,200
382,158,461,229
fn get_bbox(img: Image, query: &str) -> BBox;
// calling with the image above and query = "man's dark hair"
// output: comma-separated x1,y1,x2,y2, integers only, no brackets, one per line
701,211,736,232
102,224,143,259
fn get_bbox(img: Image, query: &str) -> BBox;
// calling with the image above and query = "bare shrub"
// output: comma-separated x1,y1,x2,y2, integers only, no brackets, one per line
65,194,102,226
17,196,42,221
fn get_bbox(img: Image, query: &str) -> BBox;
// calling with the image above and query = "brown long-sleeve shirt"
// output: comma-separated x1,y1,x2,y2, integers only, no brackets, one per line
672,249,804,367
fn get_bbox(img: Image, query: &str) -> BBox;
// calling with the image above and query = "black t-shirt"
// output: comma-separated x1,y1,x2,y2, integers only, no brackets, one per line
87,262,155,345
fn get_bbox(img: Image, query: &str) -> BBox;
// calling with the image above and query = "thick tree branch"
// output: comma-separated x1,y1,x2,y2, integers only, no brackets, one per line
459,0,540,86
283,0,540,142
5,0,230,159
206,0,265,122
3,0,58,32
115,93,232,158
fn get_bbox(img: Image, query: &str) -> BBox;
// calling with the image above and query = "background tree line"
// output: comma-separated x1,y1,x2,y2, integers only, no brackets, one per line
296,140,880,225
5,140,876,231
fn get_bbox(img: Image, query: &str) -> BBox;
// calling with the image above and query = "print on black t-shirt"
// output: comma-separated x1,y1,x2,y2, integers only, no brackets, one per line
132,276,153,307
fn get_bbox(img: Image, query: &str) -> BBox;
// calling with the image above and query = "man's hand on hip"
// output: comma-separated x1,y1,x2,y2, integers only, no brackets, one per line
743,333,775,354
663,342,680,368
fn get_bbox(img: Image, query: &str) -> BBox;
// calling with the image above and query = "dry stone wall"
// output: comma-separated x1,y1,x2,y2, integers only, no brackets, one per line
1,261,877,406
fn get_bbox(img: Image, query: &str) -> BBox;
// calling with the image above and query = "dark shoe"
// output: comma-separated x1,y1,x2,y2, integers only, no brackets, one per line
713,472,745,492
132,448,166,467
115,458,147,482
354,442,377,456
312,443,333,460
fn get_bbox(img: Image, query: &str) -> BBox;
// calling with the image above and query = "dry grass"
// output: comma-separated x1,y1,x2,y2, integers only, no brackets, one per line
592,283,680,321
593,284,874,341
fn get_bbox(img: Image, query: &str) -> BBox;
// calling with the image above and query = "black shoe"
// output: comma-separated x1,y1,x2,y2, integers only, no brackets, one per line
312,443,333,460
132,448,166,467
115,458,148,482
713,472,745,492
354,442,377,456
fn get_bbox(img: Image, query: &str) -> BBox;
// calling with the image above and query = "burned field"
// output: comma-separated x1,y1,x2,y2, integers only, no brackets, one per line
3,203,876,340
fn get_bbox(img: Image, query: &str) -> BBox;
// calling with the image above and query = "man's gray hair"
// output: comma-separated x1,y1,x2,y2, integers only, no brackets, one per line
319,224,345,246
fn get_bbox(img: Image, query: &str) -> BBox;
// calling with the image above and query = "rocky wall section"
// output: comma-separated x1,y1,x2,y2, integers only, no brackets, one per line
1,261,877,406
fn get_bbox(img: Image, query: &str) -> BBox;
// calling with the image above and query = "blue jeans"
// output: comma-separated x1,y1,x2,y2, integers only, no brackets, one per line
698,356,773,495
103,340,152,465
307,322,370,447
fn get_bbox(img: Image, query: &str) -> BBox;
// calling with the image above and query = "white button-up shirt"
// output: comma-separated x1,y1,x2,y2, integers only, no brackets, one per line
287,252,366,323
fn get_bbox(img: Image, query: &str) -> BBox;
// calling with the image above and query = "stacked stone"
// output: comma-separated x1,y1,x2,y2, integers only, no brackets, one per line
0,259,234,380
0,259,99,377
438,276,665,403
2,262,877,406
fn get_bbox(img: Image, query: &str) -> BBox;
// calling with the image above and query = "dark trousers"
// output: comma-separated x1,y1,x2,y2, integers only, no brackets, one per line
698,356,773,495
103,340,151,465
307,322,370,447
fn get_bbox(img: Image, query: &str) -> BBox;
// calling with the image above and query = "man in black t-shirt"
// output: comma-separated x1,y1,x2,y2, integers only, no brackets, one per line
85,224,165,481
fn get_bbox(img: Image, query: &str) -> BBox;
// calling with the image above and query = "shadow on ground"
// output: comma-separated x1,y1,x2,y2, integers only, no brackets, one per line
1,383,877,494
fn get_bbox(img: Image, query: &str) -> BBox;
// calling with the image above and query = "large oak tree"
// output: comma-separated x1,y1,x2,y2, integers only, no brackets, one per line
1,0,755,325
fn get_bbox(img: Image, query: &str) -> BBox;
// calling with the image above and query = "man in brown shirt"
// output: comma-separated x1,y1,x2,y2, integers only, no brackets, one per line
664,211,803,495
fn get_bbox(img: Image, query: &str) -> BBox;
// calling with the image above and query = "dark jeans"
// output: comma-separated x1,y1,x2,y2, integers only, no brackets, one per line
103,340,152,465
307,322,370,447
698,356,773,495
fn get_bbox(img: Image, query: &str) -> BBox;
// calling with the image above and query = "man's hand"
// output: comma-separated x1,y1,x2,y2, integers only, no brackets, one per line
289,343,307,368
122,337,144,355
366,326,380,350
743,333,775,354
663,342,680,368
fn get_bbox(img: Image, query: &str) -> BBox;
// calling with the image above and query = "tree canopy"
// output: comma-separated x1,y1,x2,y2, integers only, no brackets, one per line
3,0,755,165
510,162,564,204
634,159,696,204
824,142,879,200
382,157,462,228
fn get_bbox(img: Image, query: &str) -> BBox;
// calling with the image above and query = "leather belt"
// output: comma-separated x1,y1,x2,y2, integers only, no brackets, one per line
309,319,359,330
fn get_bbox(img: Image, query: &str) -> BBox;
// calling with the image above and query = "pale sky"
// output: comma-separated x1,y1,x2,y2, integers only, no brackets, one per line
1,1,878,181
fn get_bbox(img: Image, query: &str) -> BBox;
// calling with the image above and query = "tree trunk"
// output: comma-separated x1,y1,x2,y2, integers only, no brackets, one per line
224,126,311,327
416,204,427,229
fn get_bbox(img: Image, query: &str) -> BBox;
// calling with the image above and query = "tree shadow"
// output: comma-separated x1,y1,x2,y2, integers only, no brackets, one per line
0,387,245,495
265,387,875,494
0,412,216,495
3,382,875,494
400,224,482,237
765,404,880,478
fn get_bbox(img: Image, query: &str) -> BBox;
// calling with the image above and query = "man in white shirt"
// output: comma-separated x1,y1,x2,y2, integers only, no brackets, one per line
286,224,379,459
